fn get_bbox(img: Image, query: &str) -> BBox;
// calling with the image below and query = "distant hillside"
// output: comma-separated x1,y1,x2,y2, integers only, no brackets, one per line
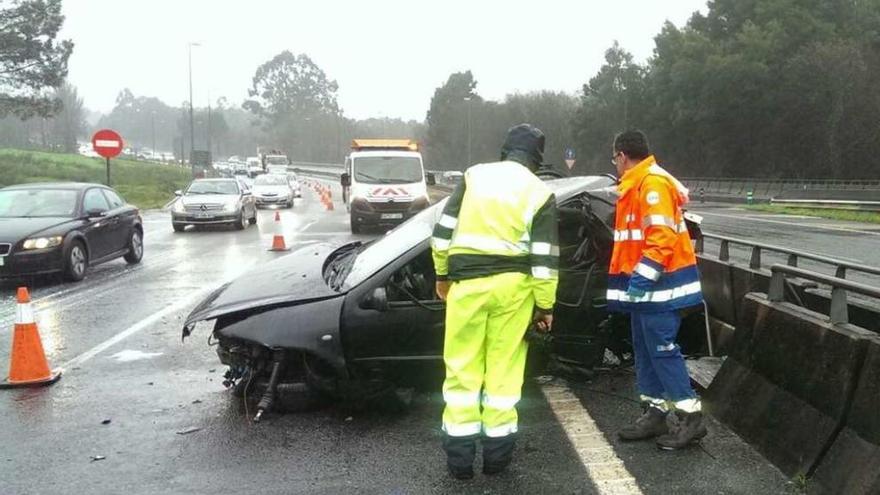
0,149,191,209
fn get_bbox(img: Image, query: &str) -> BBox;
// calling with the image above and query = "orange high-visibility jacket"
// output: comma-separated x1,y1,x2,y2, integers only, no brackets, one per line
607,156,703,313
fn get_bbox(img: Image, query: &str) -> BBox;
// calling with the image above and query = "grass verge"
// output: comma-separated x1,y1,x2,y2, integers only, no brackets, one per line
746,204,880,224
0,148,192,209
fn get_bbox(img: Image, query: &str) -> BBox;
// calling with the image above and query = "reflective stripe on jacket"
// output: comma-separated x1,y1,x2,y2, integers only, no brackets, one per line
607,155,703,313
431,161,559,310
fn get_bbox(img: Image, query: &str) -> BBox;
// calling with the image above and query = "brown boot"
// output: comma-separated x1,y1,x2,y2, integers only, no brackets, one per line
656,411,708,450
617,406,669,441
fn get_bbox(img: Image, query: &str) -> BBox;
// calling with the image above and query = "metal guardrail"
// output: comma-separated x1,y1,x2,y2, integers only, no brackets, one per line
683,177,880,195
770,198,880,212
696,233,880,279
768,264,880,324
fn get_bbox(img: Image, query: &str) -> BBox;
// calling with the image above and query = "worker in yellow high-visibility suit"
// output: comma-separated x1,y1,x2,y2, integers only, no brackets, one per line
432,123,559,479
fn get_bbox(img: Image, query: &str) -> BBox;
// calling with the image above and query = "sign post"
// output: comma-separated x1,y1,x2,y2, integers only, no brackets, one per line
91,129,124,186
564,147,576,171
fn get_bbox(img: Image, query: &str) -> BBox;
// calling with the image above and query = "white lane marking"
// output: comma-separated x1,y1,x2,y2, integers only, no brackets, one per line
110,349,163,362
542,383,644,495
697,210,880,237
62,289,208,369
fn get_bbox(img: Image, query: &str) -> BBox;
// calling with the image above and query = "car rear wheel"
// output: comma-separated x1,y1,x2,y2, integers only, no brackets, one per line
123,228,144,264
63,241,88,282
248,209,257,224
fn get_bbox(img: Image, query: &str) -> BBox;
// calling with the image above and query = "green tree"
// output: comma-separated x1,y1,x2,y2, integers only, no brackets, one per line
424,71,481,168
0,0,73,118
572,42,647,174
243,51,339,124
47,81,84,152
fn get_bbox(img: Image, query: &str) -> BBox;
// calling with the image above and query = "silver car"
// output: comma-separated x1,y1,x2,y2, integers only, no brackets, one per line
252,174,296,208
171,179,257,232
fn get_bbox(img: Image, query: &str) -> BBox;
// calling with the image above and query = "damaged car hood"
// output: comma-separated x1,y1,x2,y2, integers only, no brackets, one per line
184,242,345,330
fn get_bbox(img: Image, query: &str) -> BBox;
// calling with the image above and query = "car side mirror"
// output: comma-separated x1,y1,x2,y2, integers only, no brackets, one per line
360,286,389,311
425,173,436,186
86,208,107,218
174,190,183,196
341,173,351,187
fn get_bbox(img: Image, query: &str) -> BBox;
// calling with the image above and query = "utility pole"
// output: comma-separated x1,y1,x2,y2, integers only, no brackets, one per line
463,96,473,166
187,42,200,156
151,111,156,158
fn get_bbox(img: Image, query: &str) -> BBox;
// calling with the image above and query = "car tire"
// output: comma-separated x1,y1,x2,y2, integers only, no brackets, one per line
172,223,186,233
234,211,247,230
123,228,144,264
248,209,257,225
350,213,362,234
62,240,88,282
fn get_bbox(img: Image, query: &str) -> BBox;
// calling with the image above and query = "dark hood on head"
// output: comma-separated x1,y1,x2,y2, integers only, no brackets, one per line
183,242,346,331
0,217,76,243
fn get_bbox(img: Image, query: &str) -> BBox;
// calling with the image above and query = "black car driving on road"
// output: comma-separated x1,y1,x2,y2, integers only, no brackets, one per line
0,182,144,282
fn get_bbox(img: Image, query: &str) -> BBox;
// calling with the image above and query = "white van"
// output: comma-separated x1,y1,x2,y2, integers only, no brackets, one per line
340,139,435,234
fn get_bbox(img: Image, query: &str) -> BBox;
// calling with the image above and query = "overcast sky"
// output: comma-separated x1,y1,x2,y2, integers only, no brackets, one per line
62,0,707,121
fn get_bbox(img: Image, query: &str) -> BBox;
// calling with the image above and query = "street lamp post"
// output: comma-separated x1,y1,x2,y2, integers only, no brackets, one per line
150,111,156,158
463,96,473,166
187,42,201,156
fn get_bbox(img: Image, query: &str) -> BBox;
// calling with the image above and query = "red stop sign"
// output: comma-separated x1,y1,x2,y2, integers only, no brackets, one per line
91,129,124,159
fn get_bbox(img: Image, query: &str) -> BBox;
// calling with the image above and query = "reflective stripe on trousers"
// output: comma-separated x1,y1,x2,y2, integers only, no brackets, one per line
442,272,533,438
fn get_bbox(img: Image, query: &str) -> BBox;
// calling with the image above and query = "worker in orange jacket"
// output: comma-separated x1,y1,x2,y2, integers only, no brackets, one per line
608,130,707,450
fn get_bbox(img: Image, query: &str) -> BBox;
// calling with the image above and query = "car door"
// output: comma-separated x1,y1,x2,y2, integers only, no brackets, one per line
80,187,114,260
342,241,445,382
101,188,134,252
238,181,255,217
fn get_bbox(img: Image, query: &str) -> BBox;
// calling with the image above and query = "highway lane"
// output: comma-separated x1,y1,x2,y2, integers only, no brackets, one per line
690,202,880,287
0,182,789,494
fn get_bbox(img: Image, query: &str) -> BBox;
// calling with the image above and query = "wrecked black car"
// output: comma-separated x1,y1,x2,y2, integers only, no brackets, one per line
183,175,668,419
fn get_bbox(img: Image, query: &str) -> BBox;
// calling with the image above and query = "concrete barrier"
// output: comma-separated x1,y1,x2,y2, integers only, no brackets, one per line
706,293,874,477
811,335,880,494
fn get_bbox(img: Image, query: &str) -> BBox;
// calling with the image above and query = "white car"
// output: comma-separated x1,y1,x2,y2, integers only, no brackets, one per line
252,174,295,208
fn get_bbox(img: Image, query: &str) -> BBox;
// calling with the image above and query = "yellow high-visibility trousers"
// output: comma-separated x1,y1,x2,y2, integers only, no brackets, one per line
442,272,535,439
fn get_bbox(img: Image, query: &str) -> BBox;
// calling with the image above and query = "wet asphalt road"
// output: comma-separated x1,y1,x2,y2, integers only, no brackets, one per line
691,202,880,287
0,181,851,494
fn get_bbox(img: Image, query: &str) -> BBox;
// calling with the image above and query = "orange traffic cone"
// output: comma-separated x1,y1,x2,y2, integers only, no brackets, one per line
325,189,334,211
1,288,61,389
268,210,289,252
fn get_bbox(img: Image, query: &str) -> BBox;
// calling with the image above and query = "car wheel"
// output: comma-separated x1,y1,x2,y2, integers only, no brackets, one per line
234,211,247,230
63,240,88,282
123,228,144,264
350,214,362,234
248,209,257,224
172,223,186,232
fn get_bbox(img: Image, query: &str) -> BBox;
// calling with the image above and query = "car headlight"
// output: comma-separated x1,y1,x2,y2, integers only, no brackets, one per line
22,236,63,250
173,200,186,213
224,201,240,212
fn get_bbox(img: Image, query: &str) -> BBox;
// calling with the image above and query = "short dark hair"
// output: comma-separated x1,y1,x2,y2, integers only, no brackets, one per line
613,130,651,161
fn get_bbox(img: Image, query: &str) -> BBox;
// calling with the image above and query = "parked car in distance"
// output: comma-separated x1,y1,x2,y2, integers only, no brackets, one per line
252,174,296,208
171,178,257,232
0,182,144,282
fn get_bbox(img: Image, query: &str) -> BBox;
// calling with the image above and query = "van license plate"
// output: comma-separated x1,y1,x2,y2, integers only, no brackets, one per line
380,213,403,220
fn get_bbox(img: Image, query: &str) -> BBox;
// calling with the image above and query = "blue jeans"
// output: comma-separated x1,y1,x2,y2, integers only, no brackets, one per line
630,311,696,402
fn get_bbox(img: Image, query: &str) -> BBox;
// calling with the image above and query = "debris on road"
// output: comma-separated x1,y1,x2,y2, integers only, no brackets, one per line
90,455,106,462
191,399,202,404
176,427,202,435
101,419,111,425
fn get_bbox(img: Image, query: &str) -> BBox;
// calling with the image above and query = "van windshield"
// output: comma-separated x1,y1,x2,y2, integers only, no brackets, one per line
353,156,423,184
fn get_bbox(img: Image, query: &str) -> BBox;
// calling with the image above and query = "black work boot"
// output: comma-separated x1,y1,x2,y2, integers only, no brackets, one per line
656,411,708,450
482,435,516,475
443,435,476,480
617,406,669,441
